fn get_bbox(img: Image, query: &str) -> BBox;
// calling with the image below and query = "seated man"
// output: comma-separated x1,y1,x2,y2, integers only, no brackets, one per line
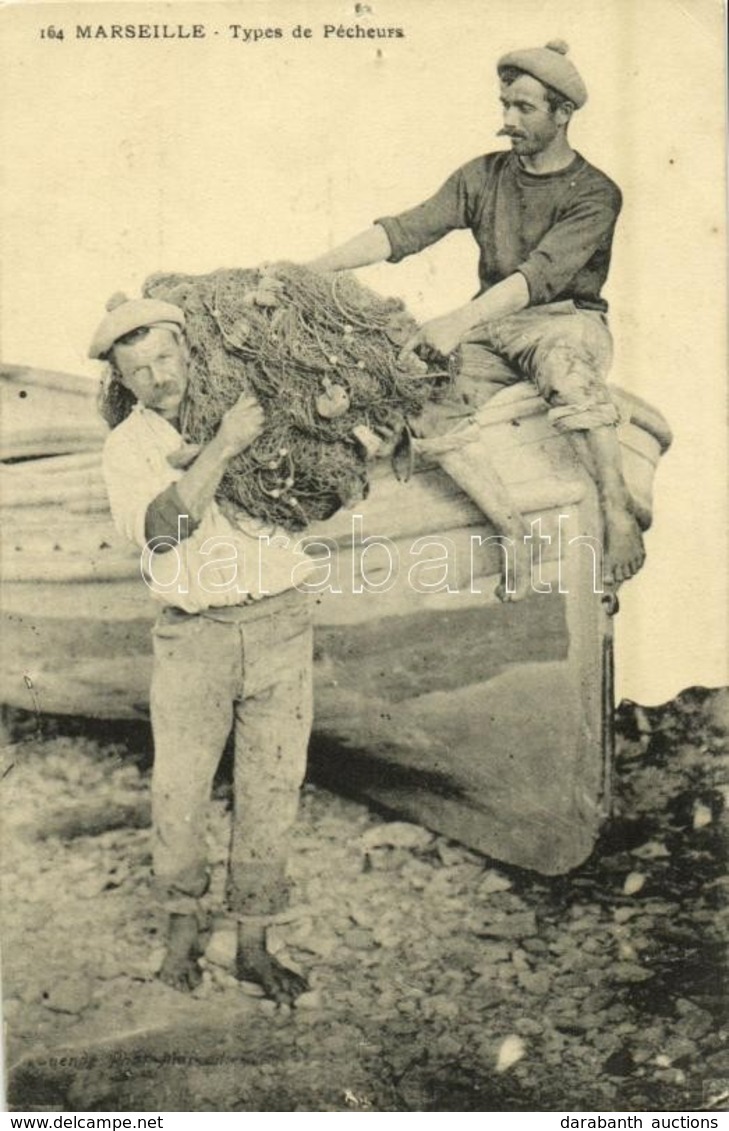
306,40,645,588
91,294,314,1002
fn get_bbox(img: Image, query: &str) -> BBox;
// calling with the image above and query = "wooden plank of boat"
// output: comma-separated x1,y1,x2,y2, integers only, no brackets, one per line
0,364,106,461
0,377,671,873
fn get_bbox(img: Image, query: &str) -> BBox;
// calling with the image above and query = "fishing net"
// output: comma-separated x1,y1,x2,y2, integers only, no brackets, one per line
143,263,451,531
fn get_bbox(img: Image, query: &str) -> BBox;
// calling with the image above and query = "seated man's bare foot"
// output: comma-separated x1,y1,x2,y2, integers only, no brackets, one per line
631,498,653,533
158,912,203,992
495,535,531,603
603,506,646,585
236,921,308,1005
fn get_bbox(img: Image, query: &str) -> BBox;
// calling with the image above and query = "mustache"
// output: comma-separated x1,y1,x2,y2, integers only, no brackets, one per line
152,382,182,400
497,127,527,139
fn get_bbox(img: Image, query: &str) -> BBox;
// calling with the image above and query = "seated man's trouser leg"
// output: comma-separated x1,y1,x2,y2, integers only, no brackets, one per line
149,593,313,919
457,300,620,431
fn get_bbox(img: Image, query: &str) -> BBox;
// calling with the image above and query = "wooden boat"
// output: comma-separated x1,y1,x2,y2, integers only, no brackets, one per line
0,362,671,874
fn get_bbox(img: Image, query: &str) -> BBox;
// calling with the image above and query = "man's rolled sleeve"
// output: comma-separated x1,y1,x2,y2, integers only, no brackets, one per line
145,482,201,549
375,165,472,263
518,192,621,306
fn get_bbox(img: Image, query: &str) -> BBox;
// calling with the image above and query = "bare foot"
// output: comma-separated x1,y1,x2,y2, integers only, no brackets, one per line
495,535,531,603
236,921,308,1005
158,912,203,992
603,506,646,585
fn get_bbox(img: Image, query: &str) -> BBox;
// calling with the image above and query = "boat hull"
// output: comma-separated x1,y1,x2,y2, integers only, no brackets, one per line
0,369,671,872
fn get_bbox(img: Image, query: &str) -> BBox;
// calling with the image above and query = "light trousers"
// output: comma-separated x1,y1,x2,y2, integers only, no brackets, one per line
149,589,313,918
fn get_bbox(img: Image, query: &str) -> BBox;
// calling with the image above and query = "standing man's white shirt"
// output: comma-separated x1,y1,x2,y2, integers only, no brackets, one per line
103,405,315,613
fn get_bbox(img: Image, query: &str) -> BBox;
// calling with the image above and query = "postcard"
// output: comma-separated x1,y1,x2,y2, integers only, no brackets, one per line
1,0,726,1114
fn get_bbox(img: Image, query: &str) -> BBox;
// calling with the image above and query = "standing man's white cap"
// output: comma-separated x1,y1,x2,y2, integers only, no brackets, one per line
88,291,185,359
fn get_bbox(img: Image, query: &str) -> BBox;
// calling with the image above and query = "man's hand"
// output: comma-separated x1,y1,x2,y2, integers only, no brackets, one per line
167,442,202,469
173,394,265,522
218,394,265,456
398,313,468,367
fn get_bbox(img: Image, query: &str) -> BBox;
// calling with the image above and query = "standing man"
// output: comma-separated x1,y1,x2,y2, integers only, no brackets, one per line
90,294,314,1003
307,40,645,587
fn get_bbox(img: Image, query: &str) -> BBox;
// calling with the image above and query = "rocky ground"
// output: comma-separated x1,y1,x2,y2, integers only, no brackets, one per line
1,687,727,1112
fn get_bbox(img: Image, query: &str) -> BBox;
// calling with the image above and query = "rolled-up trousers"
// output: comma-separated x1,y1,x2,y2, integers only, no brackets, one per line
149,588,313,919
456,300,619,432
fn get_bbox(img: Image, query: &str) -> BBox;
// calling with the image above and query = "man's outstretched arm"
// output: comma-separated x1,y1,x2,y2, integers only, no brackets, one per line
306,224,392,273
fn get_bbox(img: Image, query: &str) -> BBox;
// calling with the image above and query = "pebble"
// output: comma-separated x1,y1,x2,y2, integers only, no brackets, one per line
674,1001,713,1039
604,1003,631,1024
233,979,265,998
257,999,278,1017
205,928,236,968
344,927,375,950
662,1036,697,1063
95,954,127,980
283,917,314,943
693,802,713,829
295,990,322,1011
429,995,460,1020
436,1034,463,1058
642,901,679,915
521,936,549,955
560,1012,602,1033
433,969,467,994
612,962,653,983
514,1017,543,1037
623,872,647,896
548,936,574,954
74,875,112,899
296,928,339,958
478,911,537,940
510,948,531,973
65,855,101,876
400,860,432,888
479,869,512,894
42,977,93,1015
602,1046,635,1075
495,1034,526,1073
347,903,379,929
436,841,475,868
632,841,671,859
517,970,551,996
374,926,403,949
360,822,433,851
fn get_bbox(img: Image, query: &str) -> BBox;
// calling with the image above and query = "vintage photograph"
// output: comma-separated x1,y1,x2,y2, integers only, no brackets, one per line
1,0,727,1114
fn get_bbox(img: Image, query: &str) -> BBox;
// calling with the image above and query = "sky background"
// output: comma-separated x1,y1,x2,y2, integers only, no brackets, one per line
1,0,727,703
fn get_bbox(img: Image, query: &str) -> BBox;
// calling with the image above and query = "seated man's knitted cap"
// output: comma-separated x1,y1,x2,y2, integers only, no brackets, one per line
497,40,588,108
88,292,185,359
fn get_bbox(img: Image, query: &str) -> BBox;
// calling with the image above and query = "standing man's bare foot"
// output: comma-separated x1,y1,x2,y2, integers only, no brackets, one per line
603,504,645,585
158,912,203,992
235,920,308,1005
